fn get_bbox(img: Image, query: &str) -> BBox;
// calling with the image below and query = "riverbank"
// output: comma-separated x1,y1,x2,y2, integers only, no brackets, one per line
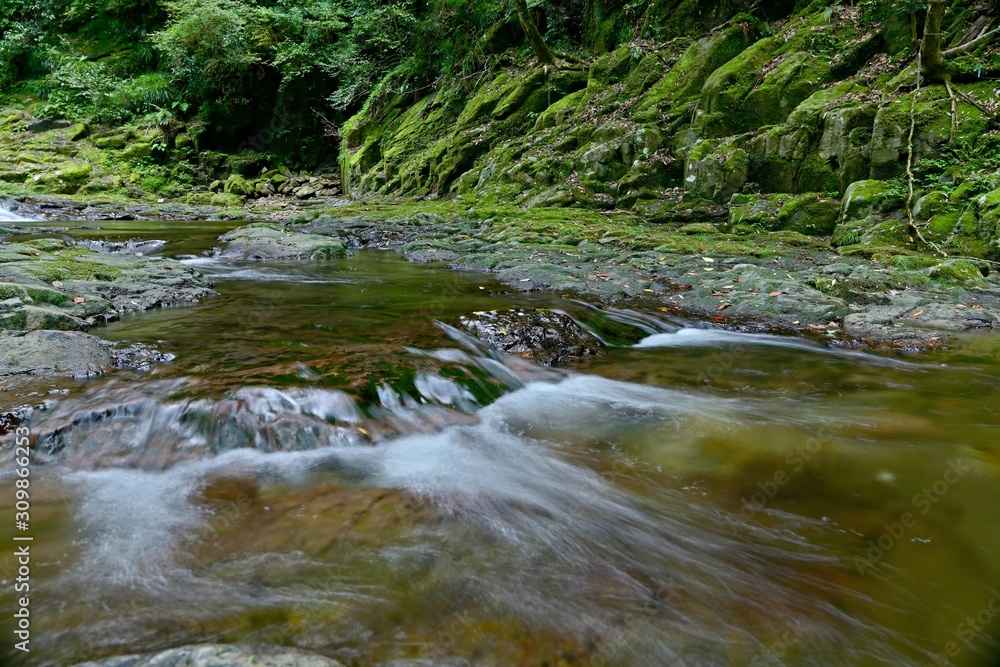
0,212,216,406
4,196,1000,357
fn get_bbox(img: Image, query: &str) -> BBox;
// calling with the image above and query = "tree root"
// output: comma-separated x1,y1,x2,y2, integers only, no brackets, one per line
906,50,947,258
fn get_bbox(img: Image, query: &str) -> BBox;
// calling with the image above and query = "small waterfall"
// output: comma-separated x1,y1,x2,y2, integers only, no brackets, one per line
0,201,32,222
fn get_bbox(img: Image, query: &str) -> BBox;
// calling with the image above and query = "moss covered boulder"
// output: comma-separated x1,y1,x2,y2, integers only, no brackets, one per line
218,223,349,260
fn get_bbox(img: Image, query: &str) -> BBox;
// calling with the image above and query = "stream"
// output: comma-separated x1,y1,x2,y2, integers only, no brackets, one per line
2,219,1000,666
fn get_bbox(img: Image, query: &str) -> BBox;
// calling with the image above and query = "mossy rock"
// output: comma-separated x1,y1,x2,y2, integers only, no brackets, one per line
832,215,908,249
870,87,989,180
636,26,757,114
617,161,670,206
728,193,787,229
185,192,215,206
776,193,839,235
579,142,626,182
534,90,586,130
624,52,666,97
455,70,515,127
94,134,128,150
19,305,87,332
174,133,194,151
743,51,831,130
926,259,988,285
212,193,245,207
677,222,722,235
588,46,632,85
913,191,951,221
840,179,900,221
28,162,92,194
696,36,780,138
684,139,749,203
224,174,255,197
65,123,90,141
122,142,152,160
79,176,121,194
491,70,548,121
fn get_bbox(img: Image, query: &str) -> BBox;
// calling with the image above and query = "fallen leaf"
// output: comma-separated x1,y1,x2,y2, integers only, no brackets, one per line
52,280,63,288
702,257,715,263
909,309,923,318
972,305,984,310
717,303,732,311
768,290,782,297
73,296,85,304
163,265,173,270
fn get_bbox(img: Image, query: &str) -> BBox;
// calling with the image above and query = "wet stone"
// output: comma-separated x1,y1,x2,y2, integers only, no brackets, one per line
72,644,345,667
458,308,603,366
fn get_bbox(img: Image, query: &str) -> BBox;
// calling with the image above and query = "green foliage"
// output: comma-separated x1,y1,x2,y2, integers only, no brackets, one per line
28,55,176,123
859,0,924,25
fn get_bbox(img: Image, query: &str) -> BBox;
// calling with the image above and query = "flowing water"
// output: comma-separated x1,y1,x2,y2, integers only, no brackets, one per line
2,221,1000,667
0,203,31,223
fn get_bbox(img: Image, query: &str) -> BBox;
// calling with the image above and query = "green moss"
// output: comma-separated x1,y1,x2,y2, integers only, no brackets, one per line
624,52,666,98
777,193,839,235
696,37,779,137
744,51,831,129
22,258,124,283
927,260,987,285
588,47,631,85
224,174,254,197
637,26,756,114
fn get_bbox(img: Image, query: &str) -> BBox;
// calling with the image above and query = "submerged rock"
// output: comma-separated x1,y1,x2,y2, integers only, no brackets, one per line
458,309,603,366
72,644,345,667
0,330,114,377
218,223,348,260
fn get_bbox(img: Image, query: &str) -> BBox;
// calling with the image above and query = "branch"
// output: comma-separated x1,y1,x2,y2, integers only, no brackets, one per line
942,26,1000,57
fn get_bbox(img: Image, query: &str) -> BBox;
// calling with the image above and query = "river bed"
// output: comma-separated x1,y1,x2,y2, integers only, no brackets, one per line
2,220,1000,666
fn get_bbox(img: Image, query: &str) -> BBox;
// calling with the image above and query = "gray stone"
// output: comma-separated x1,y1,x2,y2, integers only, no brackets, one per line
218,223,348,260
0,330,113,377
72,644,345,667
458,308,603,366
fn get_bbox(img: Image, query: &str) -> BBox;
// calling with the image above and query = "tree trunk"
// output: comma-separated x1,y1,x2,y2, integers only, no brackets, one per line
513,0,555,66
921,0,947,83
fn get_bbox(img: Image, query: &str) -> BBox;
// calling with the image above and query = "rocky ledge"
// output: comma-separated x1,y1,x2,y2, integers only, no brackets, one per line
0,234,213,395
287,208,1000,350
0,237,214,331
217,223,348,260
